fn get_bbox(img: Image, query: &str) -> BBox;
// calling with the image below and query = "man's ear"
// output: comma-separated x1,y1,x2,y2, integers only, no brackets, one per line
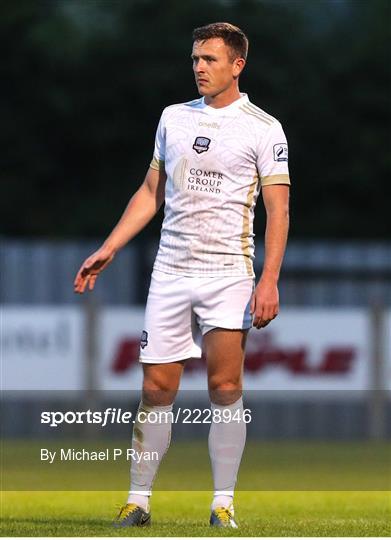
233,57,246,78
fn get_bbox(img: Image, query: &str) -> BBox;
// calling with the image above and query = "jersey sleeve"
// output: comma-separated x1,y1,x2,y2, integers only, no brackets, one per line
256,121,291,186
150,110,166,171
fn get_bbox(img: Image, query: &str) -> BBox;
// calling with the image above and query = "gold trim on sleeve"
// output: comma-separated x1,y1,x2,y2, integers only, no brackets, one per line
261,174,290,186
150,156,165,171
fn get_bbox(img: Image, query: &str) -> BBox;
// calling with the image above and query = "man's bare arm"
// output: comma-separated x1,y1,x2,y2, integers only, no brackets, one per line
251,184,290,328
74,166,167,294
103,166,166,253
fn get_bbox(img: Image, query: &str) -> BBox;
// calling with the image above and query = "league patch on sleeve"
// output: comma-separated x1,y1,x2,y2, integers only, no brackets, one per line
273,143,288,162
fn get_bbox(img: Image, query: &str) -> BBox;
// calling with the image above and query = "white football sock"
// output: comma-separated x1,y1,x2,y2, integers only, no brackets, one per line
128,401,173,508
126,492,150,512
208,397,246,509
212,493,234,511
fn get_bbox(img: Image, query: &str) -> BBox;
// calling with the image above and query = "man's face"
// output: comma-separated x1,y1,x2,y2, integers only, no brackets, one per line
191,38,243,98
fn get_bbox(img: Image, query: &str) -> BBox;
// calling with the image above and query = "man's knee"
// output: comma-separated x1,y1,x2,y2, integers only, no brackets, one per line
208,379,242,406
142,378,177,406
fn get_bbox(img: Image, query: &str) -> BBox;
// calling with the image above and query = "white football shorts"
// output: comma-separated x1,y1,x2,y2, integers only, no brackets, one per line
139,269,254,363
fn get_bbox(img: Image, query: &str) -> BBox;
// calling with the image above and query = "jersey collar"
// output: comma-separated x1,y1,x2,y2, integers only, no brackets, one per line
200,93,249,115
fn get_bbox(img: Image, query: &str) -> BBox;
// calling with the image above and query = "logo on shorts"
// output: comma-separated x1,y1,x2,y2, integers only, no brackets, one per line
140,330,148,349
273,143,288,162
193,136,211,154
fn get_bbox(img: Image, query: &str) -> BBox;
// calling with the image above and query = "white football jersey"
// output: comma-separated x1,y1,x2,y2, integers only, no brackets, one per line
150,93,290,277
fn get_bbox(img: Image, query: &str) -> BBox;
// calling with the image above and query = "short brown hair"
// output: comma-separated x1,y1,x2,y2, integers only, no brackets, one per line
192,22,249,61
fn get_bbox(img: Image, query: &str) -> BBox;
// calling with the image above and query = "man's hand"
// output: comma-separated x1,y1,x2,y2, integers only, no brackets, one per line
74,245,115,294
250,278,279,329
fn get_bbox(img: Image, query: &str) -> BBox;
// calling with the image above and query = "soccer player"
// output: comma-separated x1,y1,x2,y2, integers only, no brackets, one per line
74,22,290,528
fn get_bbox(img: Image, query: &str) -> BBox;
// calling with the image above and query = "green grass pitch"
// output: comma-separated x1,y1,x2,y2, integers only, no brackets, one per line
2,490,390,536
1,440,390,536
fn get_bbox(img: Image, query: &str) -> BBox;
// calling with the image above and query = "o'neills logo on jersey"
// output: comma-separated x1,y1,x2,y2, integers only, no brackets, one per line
192,136,211,154
187,168,222,194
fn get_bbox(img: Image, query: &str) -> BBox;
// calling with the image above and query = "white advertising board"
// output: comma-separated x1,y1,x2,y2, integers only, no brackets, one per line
97,308,375,392
2,306,390,393
2,306,84,390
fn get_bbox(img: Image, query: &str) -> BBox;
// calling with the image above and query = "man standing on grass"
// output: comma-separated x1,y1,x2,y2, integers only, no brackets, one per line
74,22,290,528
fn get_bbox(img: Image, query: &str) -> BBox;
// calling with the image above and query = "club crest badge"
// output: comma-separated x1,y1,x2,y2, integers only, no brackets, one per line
140,330,148,349
193,136,211,154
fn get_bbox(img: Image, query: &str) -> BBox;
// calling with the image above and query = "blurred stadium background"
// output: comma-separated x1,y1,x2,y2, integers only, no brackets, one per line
1,0,390,520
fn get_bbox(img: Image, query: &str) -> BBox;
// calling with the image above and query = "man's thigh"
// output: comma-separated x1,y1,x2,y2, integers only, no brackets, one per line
203,328,249,405
142,361,186,406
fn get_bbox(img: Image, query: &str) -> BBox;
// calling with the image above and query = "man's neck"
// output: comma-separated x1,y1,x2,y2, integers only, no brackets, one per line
204,87,242,109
